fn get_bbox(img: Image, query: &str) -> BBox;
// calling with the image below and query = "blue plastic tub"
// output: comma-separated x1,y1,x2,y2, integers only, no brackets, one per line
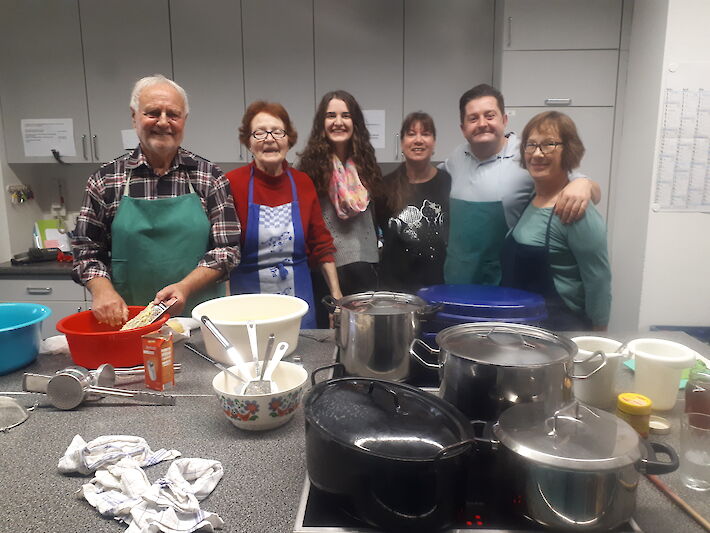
0,303,52,375
417,284,548,343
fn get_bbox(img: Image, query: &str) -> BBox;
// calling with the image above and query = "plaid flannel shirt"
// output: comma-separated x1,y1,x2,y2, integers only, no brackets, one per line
72,146,241,285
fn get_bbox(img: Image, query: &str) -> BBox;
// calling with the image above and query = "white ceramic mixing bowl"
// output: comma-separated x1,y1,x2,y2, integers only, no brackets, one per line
193,294,308,365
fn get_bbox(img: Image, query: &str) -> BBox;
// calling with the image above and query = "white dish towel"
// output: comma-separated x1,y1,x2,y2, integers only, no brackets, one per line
59,435,224,532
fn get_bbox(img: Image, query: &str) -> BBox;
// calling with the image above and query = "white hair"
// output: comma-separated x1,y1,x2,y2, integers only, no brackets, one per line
129,74,189,114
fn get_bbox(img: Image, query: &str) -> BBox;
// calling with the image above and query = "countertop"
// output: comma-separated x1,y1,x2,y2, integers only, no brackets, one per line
0,259,74,278
0,329,708,533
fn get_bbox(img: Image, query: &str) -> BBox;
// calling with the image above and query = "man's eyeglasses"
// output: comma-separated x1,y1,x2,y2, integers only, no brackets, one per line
251,129,287,141
523,141,563,154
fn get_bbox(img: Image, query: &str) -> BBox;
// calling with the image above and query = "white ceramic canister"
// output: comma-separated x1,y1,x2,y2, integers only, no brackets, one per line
572,336,624,409
628,338,698,411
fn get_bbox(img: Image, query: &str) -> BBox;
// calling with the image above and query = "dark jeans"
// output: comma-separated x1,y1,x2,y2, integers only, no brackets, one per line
311,261,379,328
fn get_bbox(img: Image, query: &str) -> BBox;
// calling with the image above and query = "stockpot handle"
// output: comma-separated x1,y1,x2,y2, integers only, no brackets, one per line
310,363,345,386
570,350,607,380
367,381,400,413
415,302,444,319
640,441,679,475
321,295,339,313
409,338,442,370
434,438,477,461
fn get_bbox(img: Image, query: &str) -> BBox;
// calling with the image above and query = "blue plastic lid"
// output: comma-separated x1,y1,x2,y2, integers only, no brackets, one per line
417,284,547,320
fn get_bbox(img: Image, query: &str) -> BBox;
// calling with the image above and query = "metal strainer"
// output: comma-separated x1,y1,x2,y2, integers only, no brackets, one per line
0,395,35,432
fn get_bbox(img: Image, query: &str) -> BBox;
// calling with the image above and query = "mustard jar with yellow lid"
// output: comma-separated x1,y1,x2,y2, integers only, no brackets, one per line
616,392,652,438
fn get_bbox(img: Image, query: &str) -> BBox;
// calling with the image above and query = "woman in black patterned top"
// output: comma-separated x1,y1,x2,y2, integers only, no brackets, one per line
377,112,451,293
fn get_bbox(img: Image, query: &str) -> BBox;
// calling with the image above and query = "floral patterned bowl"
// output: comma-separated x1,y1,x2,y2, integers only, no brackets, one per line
212,361,308,431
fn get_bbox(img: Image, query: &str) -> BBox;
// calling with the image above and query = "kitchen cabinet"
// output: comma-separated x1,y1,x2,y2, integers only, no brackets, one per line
500,0,622,51
500,50,619,107
80,0,173,163
242,0,315,160
505,106,614,218
0,278,88,335
170,0,246,163
495,0,623,218
404,0,494,161
0,0,90,164
0,0,172,164
314,0,404,163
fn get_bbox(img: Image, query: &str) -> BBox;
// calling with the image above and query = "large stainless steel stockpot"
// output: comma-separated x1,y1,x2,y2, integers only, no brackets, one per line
411,322,605,420
480,401,679,531
323,292,439,381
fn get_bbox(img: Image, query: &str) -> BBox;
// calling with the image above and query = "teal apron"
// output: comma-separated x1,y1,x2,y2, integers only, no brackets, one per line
111,172,224,315
444,198,508,285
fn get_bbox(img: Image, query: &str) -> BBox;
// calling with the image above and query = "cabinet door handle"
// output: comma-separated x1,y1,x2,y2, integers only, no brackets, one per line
507,17,512,47
393,133,400,160
26,287,52,295
92,134,99,160
544,98,572,106
81,134,88,160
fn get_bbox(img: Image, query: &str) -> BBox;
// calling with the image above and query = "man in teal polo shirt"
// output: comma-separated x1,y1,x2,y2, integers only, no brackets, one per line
444,84,600,285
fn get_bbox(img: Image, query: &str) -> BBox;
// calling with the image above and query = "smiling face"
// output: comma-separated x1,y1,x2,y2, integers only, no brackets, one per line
460,95,507,160
523,126,566,184
132,83,186,160
401,120,435,164
248,111,289,174
324,98,353,149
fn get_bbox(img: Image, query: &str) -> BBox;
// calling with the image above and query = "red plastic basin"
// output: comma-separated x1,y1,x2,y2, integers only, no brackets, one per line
56,306,170,368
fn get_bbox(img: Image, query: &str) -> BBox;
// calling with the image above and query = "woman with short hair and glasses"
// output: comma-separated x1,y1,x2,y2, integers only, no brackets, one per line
500,111,611,331
226,101,342,328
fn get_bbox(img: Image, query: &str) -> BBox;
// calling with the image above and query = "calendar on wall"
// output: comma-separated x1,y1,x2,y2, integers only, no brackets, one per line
653,87,710,212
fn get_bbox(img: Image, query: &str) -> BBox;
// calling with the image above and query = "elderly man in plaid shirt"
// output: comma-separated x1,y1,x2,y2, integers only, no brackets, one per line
72,74,241,326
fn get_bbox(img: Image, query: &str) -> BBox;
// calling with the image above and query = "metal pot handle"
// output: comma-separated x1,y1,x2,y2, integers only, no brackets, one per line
409,338,442,370
367,381,400,413
415,302,444,319
640,441,679,475
433,438,476,461
310,363,345,386
470,420,500,451
321,295,339,313
570,350,607,380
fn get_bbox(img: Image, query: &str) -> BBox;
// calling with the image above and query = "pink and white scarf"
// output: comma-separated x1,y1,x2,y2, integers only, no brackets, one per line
328,155,370,219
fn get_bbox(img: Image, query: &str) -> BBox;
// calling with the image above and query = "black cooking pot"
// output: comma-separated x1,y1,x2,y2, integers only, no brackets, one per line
304,363,476,533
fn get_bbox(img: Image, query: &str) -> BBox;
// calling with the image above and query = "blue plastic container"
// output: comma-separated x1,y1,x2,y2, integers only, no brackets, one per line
0,303,52,375
417,284,547,337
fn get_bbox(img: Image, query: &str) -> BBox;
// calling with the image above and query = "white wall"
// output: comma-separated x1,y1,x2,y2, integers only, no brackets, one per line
637,0,710,329
609,0,710,330
0,107,44,262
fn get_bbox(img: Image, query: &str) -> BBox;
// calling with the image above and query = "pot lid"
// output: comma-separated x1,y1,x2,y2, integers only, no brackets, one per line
436,322,577,367
417,284,546,319
494,402,641,470
305,378,472,460
337,291,427,315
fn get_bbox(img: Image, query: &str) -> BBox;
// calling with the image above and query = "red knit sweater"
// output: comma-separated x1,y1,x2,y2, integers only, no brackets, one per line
226,162,336,269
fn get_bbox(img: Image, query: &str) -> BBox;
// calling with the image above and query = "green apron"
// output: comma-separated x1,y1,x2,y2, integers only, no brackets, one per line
111,173,224,315
444,198,508,285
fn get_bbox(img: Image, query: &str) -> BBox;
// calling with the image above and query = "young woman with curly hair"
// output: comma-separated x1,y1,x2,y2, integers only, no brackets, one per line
298,90,383,327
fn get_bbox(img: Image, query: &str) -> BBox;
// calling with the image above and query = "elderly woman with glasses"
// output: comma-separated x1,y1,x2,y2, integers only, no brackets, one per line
226,101,342,329
500,111,611,331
